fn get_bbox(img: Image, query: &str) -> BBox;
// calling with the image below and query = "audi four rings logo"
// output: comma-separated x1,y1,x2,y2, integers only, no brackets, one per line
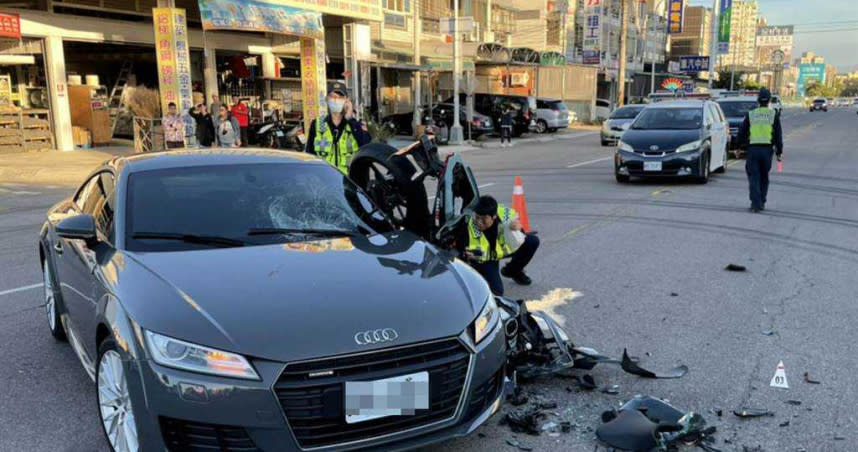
650,145,660,151
354,328,399,345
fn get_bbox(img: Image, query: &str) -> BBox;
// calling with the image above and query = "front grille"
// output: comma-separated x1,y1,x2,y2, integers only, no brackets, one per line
275,339,470,449
160,417,261,452
464,368,505,421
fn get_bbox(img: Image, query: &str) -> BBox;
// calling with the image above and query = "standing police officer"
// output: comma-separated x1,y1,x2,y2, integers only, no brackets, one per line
738,88,783,213
306,83,372,173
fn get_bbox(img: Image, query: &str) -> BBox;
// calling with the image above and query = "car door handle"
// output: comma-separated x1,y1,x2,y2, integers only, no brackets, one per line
53,242,63,254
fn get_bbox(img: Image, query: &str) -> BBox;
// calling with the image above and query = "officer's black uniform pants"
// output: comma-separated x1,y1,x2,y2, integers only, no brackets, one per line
745,145,774,209
470,234,540,296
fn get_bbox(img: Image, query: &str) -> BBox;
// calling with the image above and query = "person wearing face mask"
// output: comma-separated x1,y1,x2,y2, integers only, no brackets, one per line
305,83,371,173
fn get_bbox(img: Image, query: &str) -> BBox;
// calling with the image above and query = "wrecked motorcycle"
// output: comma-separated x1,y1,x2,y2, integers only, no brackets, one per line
347,135,689,382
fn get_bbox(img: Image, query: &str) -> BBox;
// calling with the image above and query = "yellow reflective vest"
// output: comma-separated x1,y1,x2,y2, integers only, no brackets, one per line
466,205,518,263
314,119,358,174
748,107,776,145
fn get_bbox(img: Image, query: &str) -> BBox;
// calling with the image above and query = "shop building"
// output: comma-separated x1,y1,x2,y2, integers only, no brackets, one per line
0,0,381,152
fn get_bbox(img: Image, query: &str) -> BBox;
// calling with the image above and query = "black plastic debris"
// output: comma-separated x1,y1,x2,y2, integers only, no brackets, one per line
620,349,689,379
733,408,773,418
670,292,679,297
538,401,558,410
573,374,598,390
762,330,776,336
779,420,790,427
804,372,821,384
508,388,529,406
785,400,802,406
725,264,747,272
501,406,546,435
834,435,846,441
596,396,718,451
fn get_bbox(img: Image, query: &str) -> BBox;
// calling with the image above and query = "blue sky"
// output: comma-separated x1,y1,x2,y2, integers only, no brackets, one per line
687,0,858,71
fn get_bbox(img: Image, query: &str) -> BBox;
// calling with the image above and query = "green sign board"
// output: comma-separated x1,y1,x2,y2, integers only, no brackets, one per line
717,0,731,54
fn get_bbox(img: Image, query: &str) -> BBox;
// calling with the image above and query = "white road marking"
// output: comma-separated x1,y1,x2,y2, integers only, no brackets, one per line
0,187,41,195
0,283,43,297
566,157,612,168
428,182,495,201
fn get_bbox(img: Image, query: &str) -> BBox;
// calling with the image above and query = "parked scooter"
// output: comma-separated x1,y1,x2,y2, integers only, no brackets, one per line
255,119,305,151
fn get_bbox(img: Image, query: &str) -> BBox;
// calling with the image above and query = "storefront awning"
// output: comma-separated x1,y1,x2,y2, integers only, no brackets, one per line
373,39,479,71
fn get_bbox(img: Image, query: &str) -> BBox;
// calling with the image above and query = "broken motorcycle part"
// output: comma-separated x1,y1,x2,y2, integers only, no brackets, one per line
803,372,821,384
620,349,689,379
725,263,747,272
501,406,546,435
598,396,718,452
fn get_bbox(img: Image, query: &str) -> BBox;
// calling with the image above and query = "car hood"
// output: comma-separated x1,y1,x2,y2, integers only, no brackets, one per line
619,128,702,151
118,232,490,363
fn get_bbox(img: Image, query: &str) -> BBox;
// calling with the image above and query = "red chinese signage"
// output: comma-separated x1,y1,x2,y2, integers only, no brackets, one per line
0,13,21,39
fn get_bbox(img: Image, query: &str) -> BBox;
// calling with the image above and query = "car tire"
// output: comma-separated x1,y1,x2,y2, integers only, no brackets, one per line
535,120,548,134
696,152,710,184
615,172,630,183
42,257,67,341
601,140,610,146
97,338,140,452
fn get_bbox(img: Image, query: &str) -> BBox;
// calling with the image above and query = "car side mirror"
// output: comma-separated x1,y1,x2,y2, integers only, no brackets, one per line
621,122,631,131
57,214,97,245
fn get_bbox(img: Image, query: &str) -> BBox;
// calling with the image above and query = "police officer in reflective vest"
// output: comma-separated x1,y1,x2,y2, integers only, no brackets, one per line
456,195,540,296
305,82,371,173
738,88,783,213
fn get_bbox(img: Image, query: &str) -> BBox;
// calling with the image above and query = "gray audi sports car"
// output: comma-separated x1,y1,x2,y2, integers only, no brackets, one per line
39,149,506,452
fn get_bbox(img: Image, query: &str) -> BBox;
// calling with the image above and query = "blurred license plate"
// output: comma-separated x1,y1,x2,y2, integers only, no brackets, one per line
644,161,662,172
345,371,429,424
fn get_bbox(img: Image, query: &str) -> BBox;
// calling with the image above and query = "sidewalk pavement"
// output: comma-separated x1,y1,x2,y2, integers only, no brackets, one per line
473,128,598,149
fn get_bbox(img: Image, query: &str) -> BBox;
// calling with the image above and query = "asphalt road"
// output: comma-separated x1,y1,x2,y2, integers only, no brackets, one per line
2,106,857,451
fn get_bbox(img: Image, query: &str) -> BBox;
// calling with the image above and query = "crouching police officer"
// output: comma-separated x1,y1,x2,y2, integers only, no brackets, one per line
456,195,540,296
306,83,371,173
739,88,783,213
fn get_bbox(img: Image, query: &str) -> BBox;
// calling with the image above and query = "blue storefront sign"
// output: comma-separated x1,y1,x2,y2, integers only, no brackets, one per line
667,0,684,34
679,56,709,72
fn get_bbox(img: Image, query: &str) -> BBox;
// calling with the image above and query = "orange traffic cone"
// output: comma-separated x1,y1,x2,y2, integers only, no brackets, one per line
511,176,531,232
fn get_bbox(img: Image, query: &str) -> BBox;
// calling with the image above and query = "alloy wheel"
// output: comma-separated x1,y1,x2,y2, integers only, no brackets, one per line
43,261,55,331
98,350,139,452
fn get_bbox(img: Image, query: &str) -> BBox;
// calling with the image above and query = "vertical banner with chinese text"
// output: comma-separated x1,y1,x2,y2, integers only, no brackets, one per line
172,9,193,115
153,8,178,115
667,0,684,34
582,0,601,65
300,37,328,134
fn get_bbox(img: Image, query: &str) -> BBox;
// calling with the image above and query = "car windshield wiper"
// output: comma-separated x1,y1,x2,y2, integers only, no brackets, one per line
246,227,361,237
132,232,247,247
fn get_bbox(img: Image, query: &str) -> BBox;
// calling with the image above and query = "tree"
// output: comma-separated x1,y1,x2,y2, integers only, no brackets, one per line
840,79,858,98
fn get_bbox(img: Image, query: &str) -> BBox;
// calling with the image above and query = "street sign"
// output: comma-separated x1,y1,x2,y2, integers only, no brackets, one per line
0,13,21,39
717,0,732,54
582,0,601,65
682,80,695,93
679,56,709,72
440,17,475,34
667,0,684,34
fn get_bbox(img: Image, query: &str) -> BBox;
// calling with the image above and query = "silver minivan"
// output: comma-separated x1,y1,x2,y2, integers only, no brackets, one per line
534,98,570,133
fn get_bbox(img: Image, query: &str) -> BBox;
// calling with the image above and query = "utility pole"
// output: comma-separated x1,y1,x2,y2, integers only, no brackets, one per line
708,0,718,90
411,0,422,136
617,0,629,107
450,0,464,144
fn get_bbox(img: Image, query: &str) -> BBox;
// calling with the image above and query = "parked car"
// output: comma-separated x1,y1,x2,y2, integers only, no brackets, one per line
595,98,613,120
716,96,759,149
601,104,645,146
39,149,506,452
384,104,494,140
534,98,570,133
615,99,729,183
810,98,828,112
449,93,536,137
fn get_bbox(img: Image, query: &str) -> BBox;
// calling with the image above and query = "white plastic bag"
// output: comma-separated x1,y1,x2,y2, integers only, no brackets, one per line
503,224,526,254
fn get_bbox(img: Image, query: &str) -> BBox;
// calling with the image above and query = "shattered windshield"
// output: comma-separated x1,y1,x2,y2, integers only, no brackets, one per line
125,163,391,251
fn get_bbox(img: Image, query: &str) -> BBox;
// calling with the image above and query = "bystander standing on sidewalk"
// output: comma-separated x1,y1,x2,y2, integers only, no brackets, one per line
188,103,215,147
214,105,241,148
163,102,185,149
500,108,513,148
231,99,250,147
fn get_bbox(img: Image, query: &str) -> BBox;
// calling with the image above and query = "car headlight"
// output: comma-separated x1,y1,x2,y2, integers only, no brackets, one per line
617,140,634,152
472,297,500,344
144,330,260,380
675,139,702,153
